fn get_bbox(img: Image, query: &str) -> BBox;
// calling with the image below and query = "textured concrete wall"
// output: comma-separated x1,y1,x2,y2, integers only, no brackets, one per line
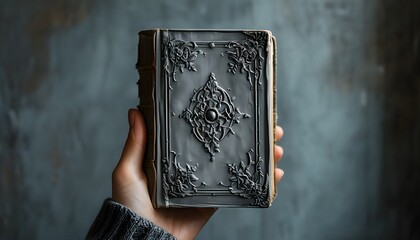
1,0,419,239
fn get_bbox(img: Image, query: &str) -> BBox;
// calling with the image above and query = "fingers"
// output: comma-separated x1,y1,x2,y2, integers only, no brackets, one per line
116,109,147,174
274,125,284,164
275,168,284,185
275,126,283,141
274,145,283,164
274,145,284,186
274,125,285,186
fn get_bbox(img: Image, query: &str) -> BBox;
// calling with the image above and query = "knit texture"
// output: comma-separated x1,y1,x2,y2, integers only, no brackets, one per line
86,199,176,240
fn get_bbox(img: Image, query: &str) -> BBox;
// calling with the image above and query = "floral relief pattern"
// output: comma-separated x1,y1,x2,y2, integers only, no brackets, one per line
162,31,205,83
220,149,269,207
225,31,267,89
180,73,250,162
162,151,206,203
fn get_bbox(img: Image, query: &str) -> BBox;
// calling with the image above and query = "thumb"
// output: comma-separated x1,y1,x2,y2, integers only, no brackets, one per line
117,109,147,174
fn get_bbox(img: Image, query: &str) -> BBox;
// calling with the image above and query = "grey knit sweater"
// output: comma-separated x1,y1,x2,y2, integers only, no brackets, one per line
87,199,176,240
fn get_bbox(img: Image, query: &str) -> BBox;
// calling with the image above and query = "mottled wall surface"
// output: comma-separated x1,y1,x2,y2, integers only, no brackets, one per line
1,0,419,239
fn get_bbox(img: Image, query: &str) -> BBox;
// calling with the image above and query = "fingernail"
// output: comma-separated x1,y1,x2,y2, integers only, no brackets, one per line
279,169,285,177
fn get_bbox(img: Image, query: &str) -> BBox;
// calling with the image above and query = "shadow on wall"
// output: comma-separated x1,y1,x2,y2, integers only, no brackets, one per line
376,0,420,238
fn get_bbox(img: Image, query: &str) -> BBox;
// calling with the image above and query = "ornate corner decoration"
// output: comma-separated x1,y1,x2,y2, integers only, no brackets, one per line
162,151,206,204
224,31,267,89
161,31,206,83
219,149,269,207
180,73,250,161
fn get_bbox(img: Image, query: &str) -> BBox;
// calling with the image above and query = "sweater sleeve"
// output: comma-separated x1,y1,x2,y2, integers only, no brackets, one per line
86,199,176,240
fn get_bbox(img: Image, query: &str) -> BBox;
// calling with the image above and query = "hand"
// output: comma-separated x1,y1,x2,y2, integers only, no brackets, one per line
112,109,285,240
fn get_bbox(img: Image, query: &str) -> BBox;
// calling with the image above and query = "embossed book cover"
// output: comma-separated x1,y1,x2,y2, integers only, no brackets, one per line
136,29,277,208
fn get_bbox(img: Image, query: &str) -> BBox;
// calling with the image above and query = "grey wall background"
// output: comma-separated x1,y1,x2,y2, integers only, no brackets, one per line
1,0,419,239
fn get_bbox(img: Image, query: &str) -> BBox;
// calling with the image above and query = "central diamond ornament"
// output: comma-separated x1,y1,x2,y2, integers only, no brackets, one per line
180,73,250,161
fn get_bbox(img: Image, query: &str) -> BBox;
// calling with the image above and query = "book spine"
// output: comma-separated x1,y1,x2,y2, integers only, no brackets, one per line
137,30,157,206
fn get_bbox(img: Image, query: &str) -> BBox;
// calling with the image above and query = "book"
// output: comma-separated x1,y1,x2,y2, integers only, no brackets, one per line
136,29,277,208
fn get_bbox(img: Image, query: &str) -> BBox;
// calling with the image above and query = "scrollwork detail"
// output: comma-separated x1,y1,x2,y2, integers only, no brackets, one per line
180,73,250,161
162,151,206,203
224,31,267,89
162,31,206,82
219,149,269,207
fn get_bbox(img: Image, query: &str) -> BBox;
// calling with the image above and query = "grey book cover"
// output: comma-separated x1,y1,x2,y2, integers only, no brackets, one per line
136,29,277,208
